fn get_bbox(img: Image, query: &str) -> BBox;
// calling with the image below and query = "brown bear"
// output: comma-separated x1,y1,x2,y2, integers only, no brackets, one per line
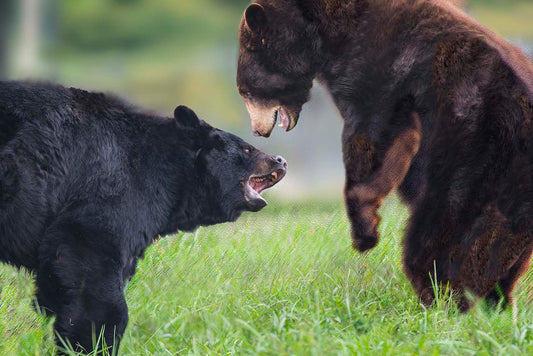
236,0,533,310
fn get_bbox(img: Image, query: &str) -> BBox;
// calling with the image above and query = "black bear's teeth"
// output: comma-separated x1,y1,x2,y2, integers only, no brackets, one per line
250,171,280,184
250,176,267,183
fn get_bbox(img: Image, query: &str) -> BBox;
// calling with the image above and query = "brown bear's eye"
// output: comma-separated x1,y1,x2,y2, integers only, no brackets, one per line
261,38,266,46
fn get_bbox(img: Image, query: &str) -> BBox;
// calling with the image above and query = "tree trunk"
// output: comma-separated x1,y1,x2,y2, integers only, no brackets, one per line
18,0,40,76
0,0,8,78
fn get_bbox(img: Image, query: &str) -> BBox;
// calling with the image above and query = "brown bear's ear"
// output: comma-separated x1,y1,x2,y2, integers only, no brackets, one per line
174,105,200,127
245,3,267,34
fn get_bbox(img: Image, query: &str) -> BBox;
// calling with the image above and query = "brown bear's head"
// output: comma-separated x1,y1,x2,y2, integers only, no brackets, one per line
237,1,321,137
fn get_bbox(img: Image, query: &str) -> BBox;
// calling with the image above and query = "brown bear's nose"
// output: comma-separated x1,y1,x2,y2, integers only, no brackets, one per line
274,155,287,169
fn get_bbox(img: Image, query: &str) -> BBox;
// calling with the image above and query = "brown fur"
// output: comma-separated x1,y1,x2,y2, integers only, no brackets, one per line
237,0,533,310
346,113,422,250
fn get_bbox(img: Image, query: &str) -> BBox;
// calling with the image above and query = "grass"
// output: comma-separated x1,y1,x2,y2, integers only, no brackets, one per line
1,196,532,355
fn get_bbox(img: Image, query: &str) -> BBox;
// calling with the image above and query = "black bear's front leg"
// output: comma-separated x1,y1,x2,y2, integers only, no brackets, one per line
342,109,421,251
37,221,128,354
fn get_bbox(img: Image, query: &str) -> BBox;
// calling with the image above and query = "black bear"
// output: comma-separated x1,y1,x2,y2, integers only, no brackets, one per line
0,81,287,353
236,0,533,310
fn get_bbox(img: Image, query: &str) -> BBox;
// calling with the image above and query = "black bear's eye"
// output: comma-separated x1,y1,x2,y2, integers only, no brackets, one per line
243,147,252,155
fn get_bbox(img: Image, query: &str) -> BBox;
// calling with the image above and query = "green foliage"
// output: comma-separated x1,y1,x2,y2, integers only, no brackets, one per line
469,0,531,6
469,2,533,39
51,0,533,53
1,197,532,355
57,0,244,51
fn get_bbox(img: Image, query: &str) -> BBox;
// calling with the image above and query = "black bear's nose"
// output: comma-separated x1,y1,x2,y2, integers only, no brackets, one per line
274,155,287,169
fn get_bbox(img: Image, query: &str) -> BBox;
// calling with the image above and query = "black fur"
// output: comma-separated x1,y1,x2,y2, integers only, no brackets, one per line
0,81,286,353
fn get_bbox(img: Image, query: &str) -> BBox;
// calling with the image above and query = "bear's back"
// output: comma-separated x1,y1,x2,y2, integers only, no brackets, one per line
0,82,143,231
0,82,151,267
421,0,533,97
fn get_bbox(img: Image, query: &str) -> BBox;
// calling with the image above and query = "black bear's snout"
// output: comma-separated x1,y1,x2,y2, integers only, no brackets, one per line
273,155,288,169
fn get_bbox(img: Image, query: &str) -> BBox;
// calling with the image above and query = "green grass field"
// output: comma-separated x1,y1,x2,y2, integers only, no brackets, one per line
0,197,532,355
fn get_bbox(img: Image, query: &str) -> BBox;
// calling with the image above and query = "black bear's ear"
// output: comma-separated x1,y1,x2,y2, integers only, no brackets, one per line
245,4,267,34
174,105,200,127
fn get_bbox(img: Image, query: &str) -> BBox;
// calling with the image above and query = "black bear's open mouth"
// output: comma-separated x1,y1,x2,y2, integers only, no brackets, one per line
243,161,286,212
248,168,286,194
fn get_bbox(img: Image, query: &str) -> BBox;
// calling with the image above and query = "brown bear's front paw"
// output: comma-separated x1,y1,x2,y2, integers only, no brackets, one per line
419,288,435,307
352,234,378,252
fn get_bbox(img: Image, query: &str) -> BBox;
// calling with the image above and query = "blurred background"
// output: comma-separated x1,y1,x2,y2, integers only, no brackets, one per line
0,0,532,200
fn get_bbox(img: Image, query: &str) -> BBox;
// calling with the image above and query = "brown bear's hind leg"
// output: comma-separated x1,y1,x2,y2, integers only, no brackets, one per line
406,201,532,311
484,238,533,309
